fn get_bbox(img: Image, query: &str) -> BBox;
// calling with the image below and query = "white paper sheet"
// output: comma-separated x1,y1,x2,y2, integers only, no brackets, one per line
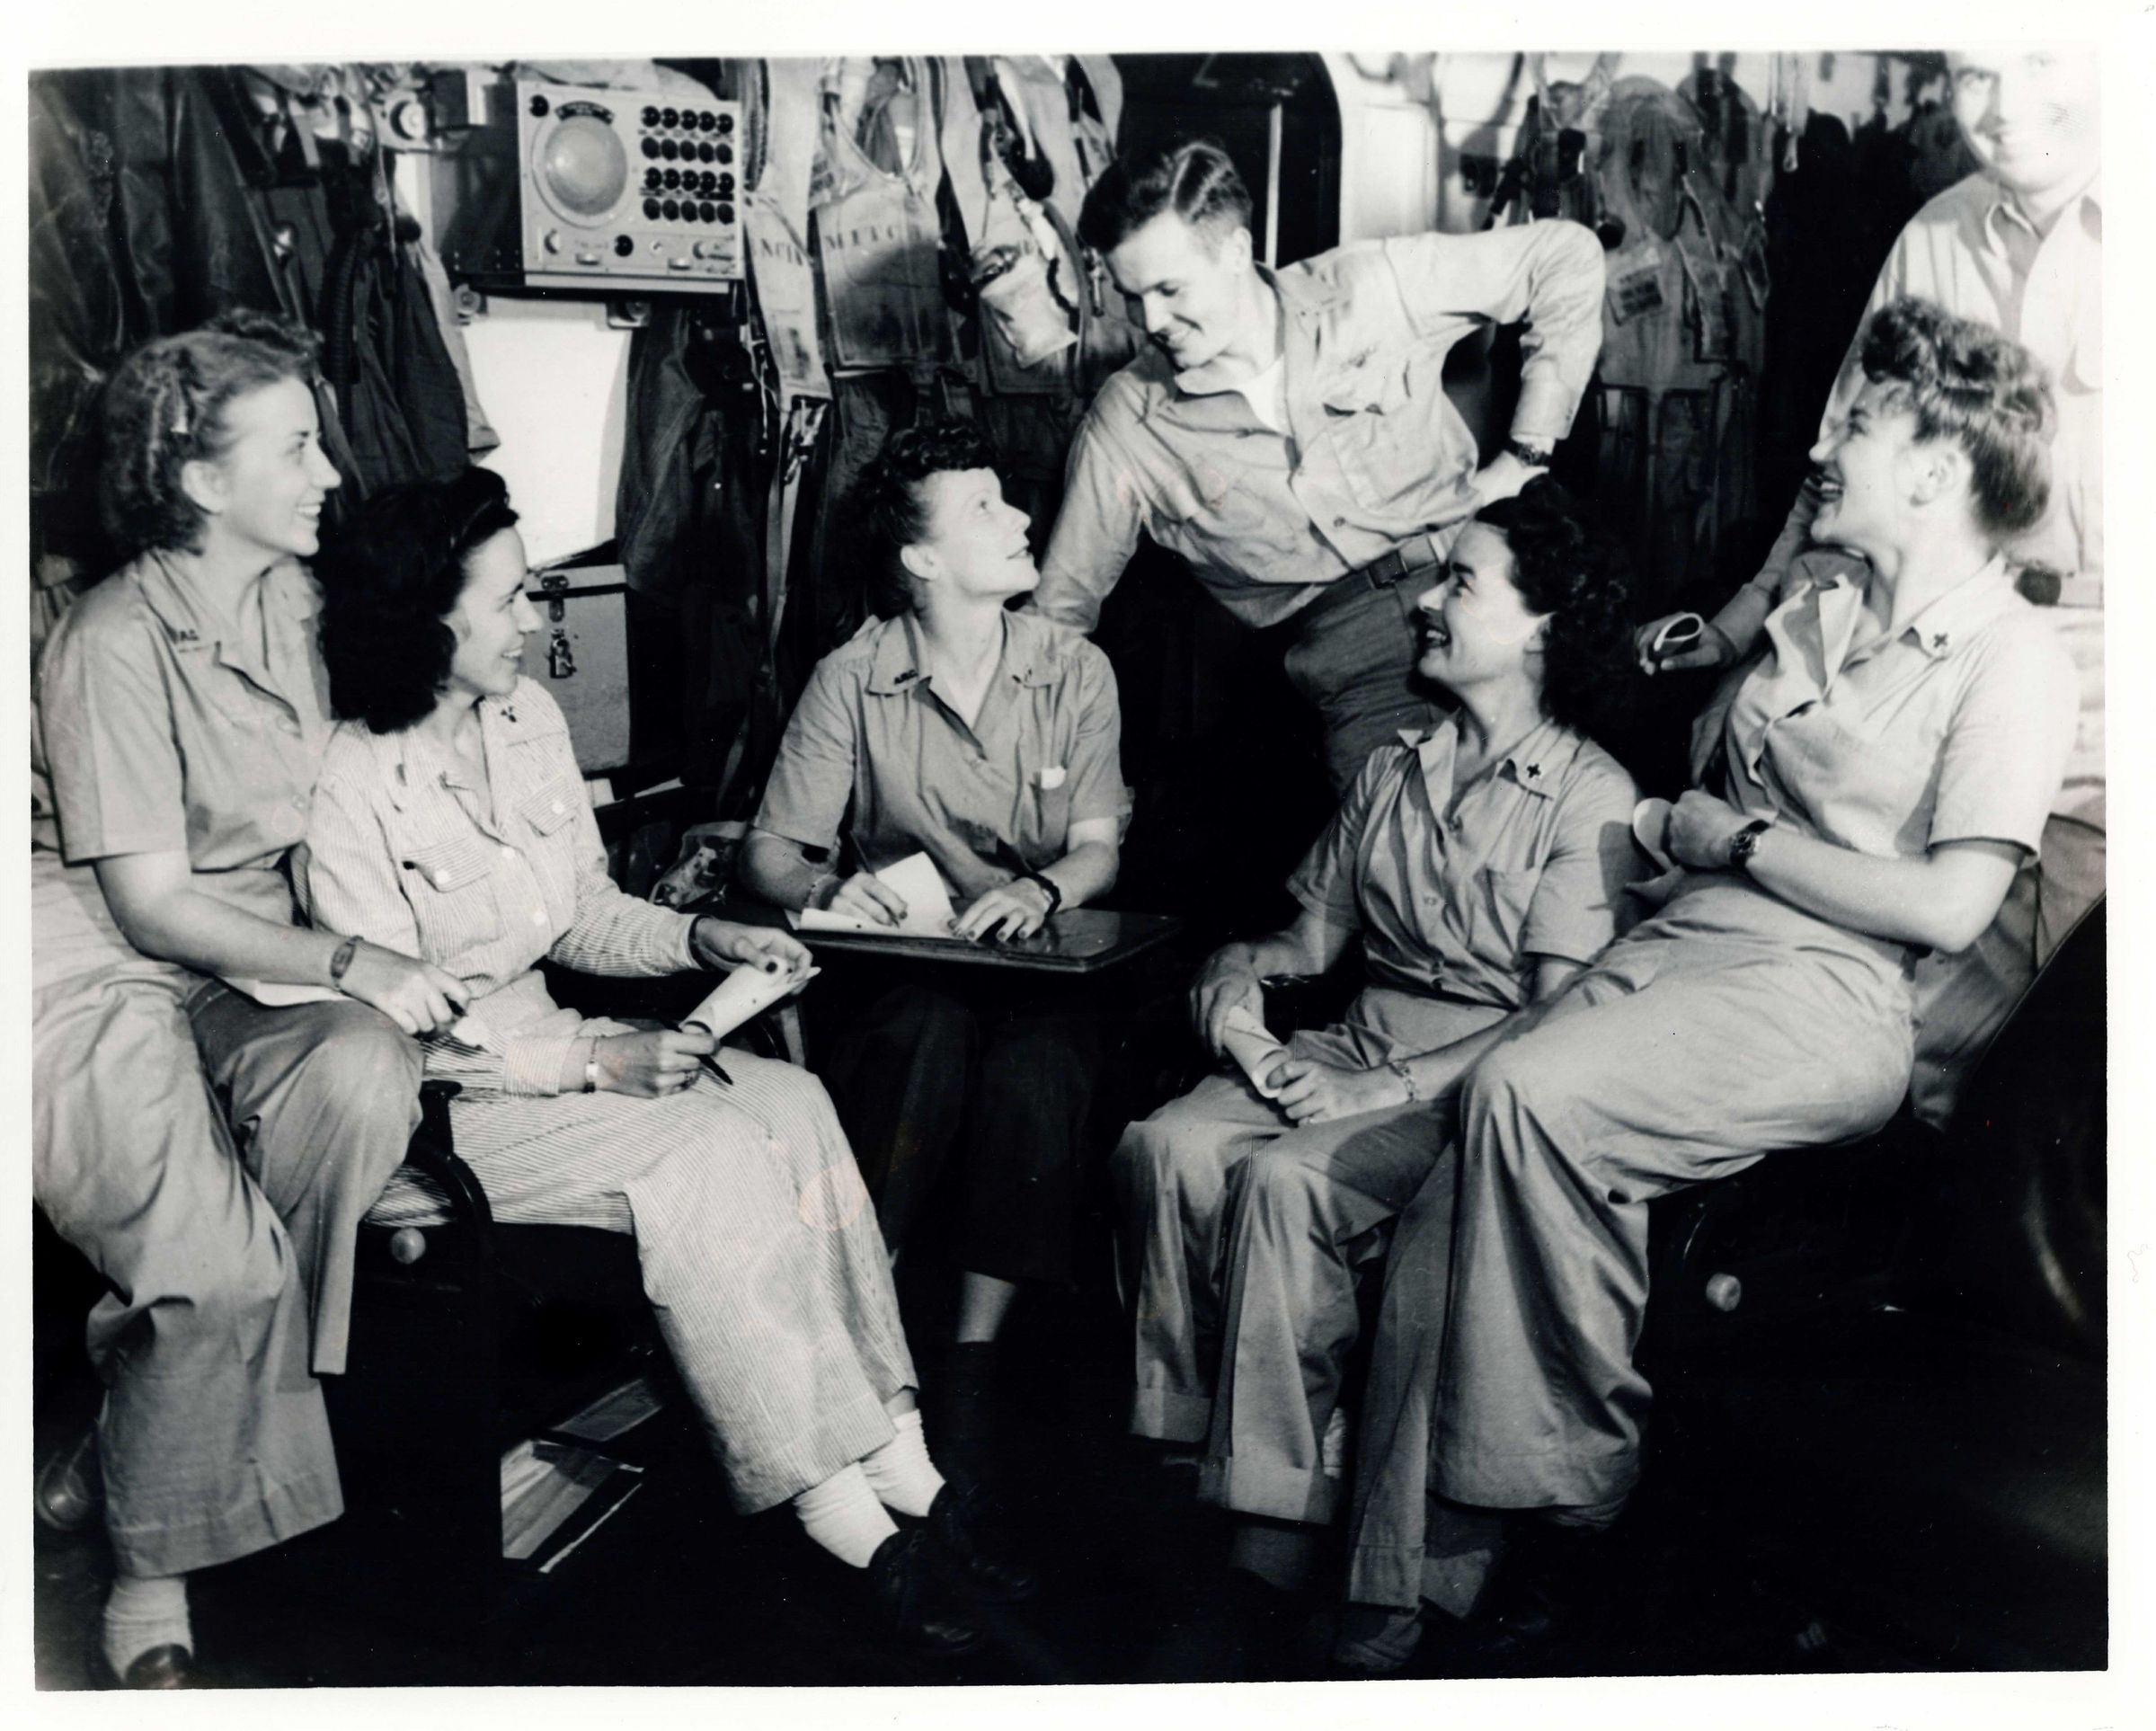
1219,1004,1291,1101
1632,798,1676,873
791,850,960,939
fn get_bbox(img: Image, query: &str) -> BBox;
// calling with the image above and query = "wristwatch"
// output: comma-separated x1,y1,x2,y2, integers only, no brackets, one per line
1017,870,1063,916
1726,819,1772,873
1505,437,1554,468
327,934,361,988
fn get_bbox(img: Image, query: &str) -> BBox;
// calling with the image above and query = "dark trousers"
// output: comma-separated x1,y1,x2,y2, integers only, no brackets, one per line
817,973,1099,1287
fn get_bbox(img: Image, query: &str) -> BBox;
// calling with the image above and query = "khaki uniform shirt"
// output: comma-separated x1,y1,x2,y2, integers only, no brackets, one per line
1288,716,1641,1055
753,608,1127,904
33,553,332,999
1035,222,1607,633
1703,556,2077,866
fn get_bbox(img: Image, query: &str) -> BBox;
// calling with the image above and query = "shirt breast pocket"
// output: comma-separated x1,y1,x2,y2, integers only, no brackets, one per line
1158,455,1297,563
519,774,584,924
1468,864,1540,966
1025,765,1072,854
1322,348,1465,519
401,832,503,963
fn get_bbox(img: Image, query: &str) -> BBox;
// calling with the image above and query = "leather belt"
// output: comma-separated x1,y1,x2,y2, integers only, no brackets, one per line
1296,531,1448,629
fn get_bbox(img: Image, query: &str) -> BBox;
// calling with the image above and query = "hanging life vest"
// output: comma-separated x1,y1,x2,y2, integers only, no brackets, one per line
809,57,956,375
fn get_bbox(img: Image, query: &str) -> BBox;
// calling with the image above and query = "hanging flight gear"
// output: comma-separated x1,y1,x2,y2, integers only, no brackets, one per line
1497,66,1771,613
742,56,831,398
809,57,956,375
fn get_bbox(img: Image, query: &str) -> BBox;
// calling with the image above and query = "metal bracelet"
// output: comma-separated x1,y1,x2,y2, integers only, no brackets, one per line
1386,1058,1421,1105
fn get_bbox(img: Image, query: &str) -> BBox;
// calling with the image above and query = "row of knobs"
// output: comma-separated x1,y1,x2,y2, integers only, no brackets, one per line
641,105,735,135
646,166,735,198
642,197,737,226
643,136,734,165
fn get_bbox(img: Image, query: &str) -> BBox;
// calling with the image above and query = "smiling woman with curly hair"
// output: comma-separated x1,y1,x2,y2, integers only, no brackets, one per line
1111,474,1645,1590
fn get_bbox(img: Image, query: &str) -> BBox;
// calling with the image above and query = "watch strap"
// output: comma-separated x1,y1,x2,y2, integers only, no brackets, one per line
1017,869,1063,915
1727,819,1772,872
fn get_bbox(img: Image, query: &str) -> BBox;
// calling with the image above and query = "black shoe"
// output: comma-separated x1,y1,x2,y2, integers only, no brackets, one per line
860,1526,984,1659
916,1480,1041,1604
36,1425,102,1534
100,1643,199,1690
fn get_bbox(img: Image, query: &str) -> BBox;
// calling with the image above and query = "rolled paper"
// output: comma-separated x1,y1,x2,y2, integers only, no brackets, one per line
682,962,810,1040
1220,1004,1291,1101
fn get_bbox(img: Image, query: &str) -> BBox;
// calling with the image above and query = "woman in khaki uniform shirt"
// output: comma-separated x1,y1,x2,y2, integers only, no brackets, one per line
1112,479,1640,1594
31,315,467,1686
741,421,1128,1462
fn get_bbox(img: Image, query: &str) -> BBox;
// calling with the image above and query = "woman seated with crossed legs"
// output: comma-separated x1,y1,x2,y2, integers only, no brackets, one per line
1333,298,2080,1672
300,467,1034,1658
1113,478,1641,1596
739,421,1127,1468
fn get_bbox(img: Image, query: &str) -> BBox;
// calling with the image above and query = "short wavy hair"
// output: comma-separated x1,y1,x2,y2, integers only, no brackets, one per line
1469,477,1637,742
315,466,522,734
853,419,999,620
1078,137,1253,256
97,310,322,558
1857,296,2054,540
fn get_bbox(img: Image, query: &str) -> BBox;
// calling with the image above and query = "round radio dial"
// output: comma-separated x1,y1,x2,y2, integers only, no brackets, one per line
539,116,628,219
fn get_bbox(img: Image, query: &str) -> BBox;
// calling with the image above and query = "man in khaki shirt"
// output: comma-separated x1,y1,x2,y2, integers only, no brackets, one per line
1035,138,1605,794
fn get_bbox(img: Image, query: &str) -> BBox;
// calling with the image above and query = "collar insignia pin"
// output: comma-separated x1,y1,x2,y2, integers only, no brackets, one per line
1526,763,1542,780
1930,633,1949,652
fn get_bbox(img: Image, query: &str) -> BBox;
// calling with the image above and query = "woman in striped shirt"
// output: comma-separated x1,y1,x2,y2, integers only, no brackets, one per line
300,466,1027,1656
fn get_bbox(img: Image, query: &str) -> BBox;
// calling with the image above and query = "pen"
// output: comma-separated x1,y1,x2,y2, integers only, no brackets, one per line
698,1053,734,1087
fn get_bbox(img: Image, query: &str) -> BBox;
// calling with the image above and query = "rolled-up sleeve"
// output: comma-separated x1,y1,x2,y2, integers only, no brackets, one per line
1062,643,1129,829
39,614,188,862
1928,622,2079,857
1520,763,1645,964
752,658,862,856
1036,388,1149,634
1380,221,1605,446
1285,748,1392,930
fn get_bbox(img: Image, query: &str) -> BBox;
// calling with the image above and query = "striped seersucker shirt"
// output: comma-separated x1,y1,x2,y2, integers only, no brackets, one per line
299,678,698,1095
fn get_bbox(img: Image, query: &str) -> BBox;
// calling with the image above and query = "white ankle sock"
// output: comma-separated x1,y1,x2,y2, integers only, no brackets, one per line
794,1463,899,1568
102,1573,191,1677
860,1407,945,1519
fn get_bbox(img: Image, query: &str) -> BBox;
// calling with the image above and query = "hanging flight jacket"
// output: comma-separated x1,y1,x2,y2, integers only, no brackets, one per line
316,153,471,497
810,57,956,374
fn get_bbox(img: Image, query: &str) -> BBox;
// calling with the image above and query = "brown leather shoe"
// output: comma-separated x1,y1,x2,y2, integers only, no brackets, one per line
35,1426,102,1533
103,1644,199,1690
